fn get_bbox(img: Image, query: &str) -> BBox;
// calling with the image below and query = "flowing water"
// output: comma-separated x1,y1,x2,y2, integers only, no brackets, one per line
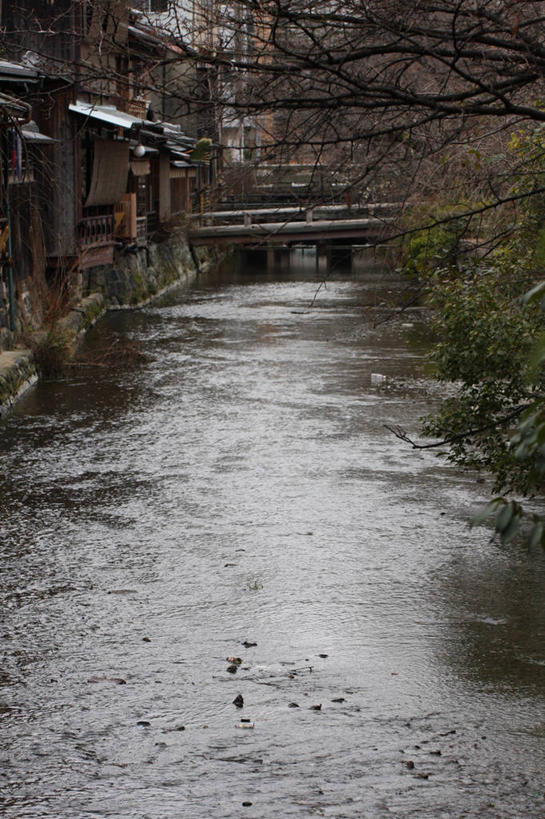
2,251,545,818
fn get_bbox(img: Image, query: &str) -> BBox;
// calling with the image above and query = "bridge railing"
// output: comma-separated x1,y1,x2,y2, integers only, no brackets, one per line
188,202,402,227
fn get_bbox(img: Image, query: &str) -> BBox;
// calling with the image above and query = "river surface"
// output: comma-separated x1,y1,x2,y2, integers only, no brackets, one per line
2,252,545,818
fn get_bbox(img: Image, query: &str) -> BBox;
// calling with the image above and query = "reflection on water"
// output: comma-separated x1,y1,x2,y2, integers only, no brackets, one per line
1,251,545,817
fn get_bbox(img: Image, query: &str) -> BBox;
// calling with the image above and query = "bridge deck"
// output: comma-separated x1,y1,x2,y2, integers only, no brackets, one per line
189,217,395,246
189,202,400,223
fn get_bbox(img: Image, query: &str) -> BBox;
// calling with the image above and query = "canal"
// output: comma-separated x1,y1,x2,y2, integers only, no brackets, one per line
2,251,545,817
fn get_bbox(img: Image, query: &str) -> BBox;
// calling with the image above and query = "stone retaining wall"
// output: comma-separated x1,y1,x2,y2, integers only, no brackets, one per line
85,231,208,309
0,350,37,416
0,232,214,414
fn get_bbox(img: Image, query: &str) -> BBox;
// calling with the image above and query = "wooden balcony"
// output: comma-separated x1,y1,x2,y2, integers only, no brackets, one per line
79,214,114,248
79,214,116,269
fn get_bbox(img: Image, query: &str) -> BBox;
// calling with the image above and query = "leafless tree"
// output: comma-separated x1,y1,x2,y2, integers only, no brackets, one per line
152,0,545,211
5,0,545,214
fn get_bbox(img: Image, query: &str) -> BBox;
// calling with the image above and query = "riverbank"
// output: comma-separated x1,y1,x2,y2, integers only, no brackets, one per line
0,231,216,415
2,260,543,818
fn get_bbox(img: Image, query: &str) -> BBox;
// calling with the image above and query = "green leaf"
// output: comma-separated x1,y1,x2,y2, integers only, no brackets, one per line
528,521,544,549
470,498,502,527
496,501,514,533
527,335,545,371
501,514,520,544
520,280,545,304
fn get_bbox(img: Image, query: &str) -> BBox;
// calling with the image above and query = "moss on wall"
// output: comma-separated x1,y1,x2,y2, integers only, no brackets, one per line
0,351,37,413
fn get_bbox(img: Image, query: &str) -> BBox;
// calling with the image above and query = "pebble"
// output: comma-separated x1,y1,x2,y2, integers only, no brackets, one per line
242,802,252,807
332,697,345,703
142,637,151,642
227,657,242,665
243,641,257,648
137,721,151,727
227,665,238,674
288,702,299,708
318,653,328,658
233,694,244,708
309,704,322,711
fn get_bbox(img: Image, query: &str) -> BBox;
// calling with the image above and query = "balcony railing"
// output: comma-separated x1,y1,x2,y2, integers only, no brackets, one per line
79,214,114,248
136,216,147,246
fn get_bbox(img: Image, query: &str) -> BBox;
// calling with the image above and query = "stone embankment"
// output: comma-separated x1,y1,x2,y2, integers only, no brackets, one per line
0,231,212,415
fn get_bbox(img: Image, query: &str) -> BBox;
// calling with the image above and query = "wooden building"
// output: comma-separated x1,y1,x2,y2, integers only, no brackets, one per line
0,0,216,347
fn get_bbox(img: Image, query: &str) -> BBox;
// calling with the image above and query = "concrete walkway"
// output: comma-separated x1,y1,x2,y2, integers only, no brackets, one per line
190,215,394,245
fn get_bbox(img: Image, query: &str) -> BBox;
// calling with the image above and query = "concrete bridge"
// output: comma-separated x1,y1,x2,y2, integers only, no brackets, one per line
188,203,400,247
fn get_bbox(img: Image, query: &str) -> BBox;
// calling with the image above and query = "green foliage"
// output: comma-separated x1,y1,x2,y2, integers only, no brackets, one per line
405,125,545,544
190,137,212,162
492,288,545,546
422,258,543,495
471,497,525,545
401,207,473,278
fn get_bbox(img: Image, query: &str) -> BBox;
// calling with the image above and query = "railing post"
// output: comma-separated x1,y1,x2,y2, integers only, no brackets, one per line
316,241,328,274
